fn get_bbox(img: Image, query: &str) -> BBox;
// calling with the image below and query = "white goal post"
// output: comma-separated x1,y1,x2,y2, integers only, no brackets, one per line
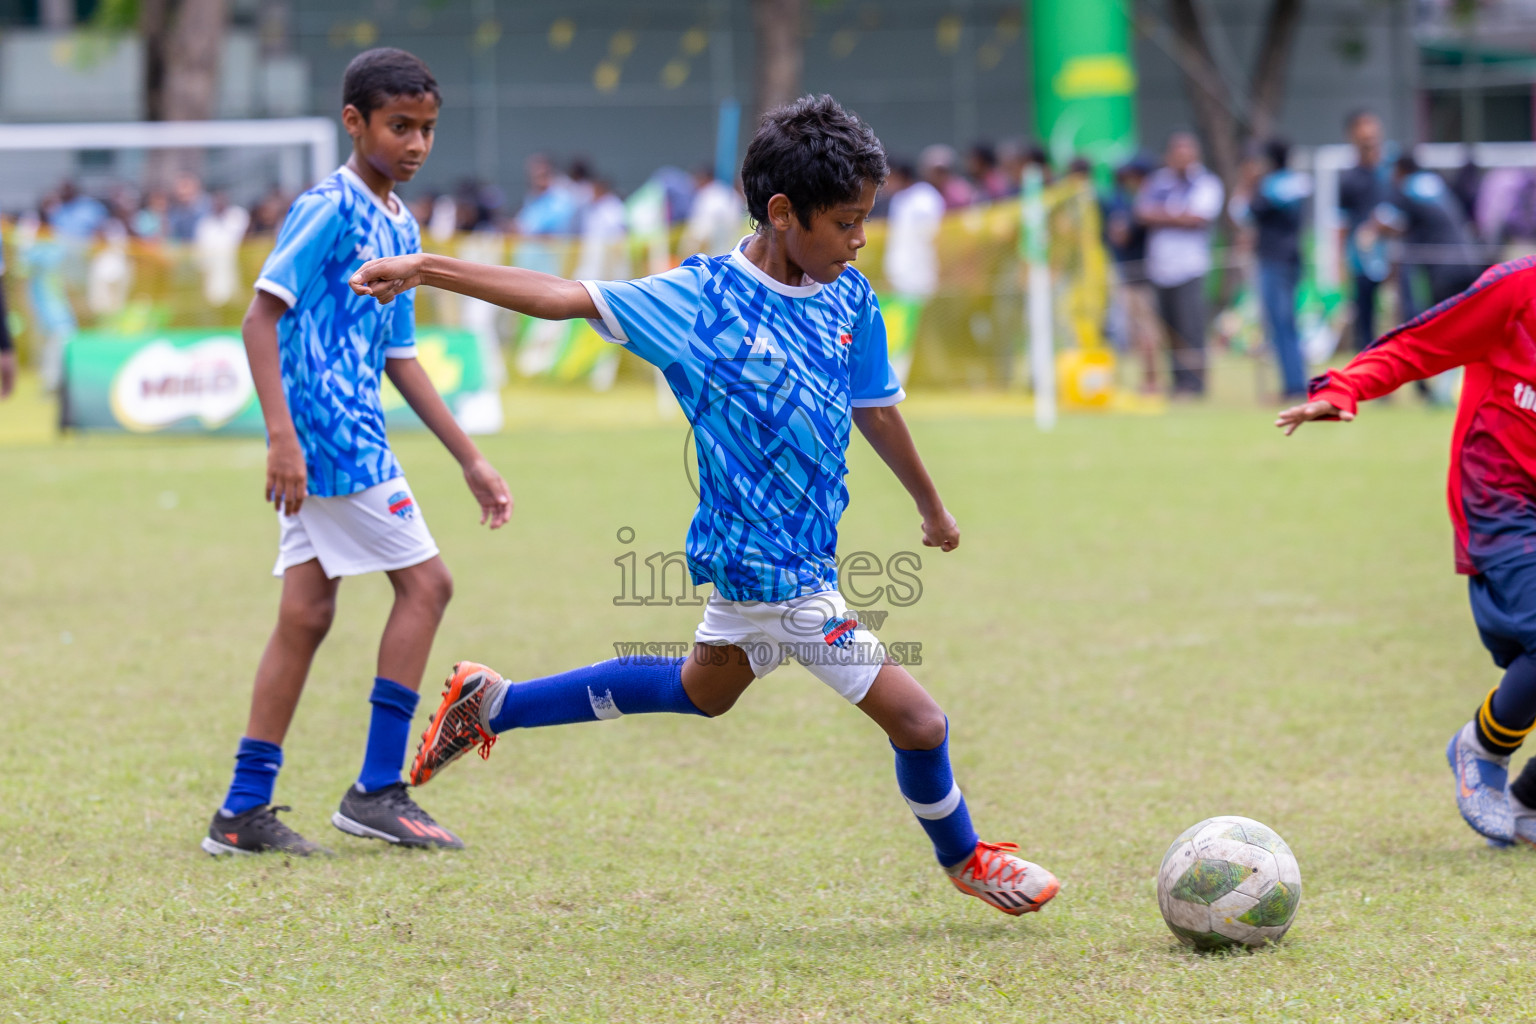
0,116,338,198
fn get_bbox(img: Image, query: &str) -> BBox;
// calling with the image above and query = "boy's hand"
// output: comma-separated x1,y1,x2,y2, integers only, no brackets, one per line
1275,399,1352,436
922,508,960,552
350,255,425,305
463,456,513,529
266,435,308,516
0,351,15,398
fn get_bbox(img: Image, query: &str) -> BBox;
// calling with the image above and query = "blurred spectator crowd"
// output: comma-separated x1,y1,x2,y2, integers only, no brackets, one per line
10,127,1536,403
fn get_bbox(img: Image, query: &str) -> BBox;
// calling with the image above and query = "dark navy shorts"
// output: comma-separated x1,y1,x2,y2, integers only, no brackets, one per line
1470,554,1536,668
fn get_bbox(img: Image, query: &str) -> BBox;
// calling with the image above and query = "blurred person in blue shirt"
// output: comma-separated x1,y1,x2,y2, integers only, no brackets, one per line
1103,155,1161,394
514,154,578,275
1232,138,1311,399
48,181,107,240
1377,155,1487,315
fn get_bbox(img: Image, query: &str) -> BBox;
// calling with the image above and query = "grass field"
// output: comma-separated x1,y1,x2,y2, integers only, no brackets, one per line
3,366,1533,1023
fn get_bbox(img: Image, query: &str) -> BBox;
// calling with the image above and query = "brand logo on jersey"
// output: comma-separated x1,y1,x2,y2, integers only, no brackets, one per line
355,242,377,262
387,491,416,520
822,616,859,648
748,335,779,357
1517,382,1536,412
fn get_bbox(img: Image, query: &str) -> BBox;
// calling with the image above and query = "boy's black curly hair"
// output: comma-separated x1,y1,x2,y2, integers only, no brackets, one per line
741,94,888,229
343,48,440,120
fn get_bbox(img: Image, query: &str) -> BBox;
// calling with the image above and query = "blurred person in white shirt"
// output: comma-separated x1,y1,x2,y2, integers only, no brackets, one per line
194,190,250,308
574,178,629,281
884,161,944,299
1136,131,1224,397
881,161,944,384
680,164,744,258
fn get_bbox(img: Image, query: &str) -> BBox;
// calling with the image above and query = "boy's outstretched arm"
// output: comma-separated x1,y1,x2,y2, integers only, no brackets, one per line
1276,264,1517,435
243,290,308,515
385,357,512,529
351,254,597,320
853,405,960,552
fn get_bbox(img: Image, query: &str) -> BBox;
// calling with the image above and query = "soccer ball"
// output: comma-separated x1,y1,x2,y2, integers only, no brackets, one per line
1156,815,1302,950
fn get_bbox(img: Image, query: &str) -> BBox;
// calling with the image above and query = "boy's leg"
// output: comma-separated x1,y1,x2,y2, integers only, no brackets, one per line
243,560,340,746
1451,571,1536,844
204,559,338,857
854,662,1059,915
333,555,465,849
409,644,739,785
1473,652,1536,847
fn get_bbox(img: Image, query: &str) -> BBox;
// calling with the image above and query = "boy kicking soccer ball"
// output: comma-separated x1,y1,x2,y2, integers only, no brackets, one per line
203,48,512,857
348,95,1058,915
1278,255,1536,846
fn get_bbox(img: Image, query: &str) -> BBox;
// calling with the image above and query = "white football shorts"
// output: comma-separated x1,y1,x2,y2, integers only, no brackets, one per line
694,589,887,704
273,476,439,579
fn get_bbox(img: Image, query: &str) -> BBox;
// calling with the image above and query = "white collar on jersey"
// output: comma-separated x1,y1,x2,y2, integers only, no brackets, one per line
337,164,412,225
726,235,823,298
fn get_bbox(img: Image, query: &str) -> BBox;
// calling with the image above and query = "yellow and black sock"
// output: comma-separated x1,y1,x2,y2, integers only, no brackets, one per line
1475,686,1536,757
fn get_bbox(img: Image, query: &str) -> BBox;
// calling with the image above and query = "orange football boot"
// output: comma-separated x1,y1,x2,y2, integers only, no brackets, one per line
411,661,506,786
946,840,1060,915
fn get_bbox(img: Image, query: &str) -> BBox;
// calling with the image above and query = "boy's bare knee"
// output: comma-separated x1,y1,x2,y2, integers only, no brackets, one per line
429,564,454,609
893,708,948,751
397,561,453,612
280,594,336,641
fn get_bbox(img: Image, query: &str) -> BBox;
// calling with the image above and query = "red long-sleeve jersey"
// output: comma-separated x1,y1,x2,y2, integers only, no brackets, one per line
1309,256,1536,575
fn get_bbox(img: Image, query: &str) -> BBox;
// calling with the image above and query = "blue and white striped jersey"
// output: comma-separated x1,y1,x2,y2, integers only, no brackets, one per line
583,239,904,602
255,166,419,498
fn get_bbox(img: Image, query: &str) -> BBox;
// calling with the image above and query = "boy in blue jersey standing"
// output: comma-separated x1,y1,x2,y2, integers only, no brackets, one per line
203,49,512,857
351,96,1058,914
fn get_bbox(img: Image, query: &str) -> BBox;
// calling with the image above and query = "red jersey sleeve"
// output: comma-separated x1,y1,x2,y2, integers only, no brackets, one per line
1309,268,1519,415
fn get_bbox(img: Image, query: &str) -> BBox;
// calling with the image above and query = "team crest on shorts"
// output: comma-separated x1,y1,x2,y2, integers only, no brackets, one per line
387,491,416,520
822,615,859,648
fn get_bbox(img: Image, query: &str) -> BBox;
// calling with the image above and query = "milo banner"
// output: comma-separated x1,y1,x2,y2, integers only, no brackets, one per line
1029,0,1137,168
62,327,491,435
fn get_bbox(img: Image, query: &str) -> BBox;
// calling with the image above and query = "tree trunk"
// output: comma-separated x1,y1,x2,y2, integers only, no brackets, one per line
752,0,804,125
1165,0,1242,190
1162,0,1307,185
141,0,230,185
1248,0,1304,140
141,0,171,123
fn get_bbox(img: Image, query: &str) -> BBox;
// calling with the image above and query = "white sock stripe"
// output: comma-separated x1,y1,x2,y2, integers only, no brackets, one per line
588,686,624,721
481,679,508,727
905,782,962,820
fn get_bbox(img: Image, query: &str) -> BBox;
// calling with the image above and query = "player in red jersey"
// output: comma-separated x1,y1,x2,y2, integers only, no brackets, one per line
1278,256,1536,846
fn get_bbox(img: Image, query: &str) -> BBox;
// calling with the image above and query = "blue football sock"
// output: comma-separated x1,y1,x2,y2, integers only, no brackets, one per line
1479,654,1536,755
357,676,420,792
892,721,979,869
487,656,703,733
222,737,283,816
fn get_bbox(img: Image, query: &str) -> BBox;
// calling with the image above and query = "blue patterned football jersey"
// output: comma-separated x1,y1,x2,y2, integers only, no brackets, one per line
255,166,420,498
583,240,905,602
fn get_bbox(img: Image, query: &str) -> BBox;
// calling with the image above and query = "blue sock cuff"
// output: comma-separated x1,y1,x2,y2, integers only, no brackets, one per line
236,737,283,764
891,719,954,804
224,737,284,815
370,676,419,716
664,657,707,716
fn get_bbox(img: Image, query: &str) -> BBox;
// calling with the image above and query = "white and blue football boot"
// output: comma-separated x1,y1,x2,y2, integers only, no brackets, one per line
1447,721,1515,844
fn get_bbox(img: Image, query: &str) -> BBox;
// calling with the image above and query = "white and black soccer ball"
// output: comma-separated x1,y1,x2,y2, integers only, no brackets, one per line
1156,815,1302,950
